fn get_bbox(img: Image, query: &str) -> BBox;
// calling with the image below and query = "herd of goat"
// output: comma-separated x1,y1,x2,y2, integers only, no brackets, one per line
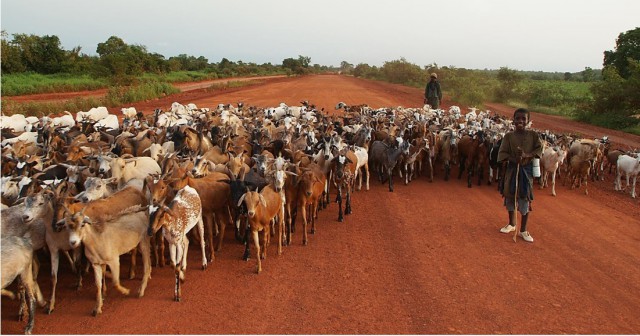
1,100,639,334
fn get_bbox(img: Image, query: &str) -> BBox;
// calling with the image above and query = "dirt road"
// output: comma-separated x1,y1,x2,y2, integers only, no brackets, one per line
2,75,639,334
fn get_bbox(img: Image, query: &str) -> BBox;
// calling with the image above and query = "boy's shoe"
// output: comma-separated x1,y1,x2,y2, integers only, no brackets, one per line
500,224,515,233
519,231,534,243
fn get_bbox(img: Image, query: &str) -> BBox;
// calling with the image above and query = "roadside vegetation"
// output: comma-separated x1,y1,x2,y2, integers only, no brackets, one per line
346,27,640,135
2,28,639,134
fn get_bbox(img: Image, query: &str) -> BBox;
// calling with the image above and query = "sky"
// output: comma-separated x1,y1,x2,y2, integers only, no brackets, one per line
1,0,639,73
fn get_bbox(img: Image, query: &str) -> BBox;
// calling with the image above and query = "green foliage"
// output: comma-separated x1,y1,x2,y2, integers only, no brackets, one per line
495,67,524,102
1,73,108,96
1,31,26,73
575,108,640,134
103,81,179,106
603,27,640,79
353,63,379,79
169,54,209,71
590,59,640,117
441,67,498,107
340,61,354,75
379,58,425,87
519,80,591,108
282,55,312,75
2,32,67,74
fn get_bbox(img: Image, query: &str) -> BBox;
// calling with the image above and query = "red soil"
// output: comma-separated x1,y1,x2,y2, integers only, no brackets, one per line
2,75,639,334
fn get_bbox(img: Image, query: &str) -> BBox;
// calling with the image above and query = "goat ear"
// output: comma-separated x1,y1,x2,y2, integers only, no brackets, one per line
258,194,267,207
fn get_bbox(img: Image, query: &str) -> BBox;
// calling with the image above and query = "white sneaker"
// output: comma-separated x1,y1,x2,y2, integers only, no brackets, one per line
500,224,515,233
519,231,534,243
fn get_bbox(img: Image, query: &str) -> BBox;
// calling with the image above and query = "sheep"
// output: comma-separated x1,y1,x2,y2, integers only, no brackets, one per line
614,154,640,198
0,114,29,132
97,155,161,189
1,131,38,148
75,106,109,123
93,114,119,131
1,236,37,334
61,205,151,316
121,107,137,119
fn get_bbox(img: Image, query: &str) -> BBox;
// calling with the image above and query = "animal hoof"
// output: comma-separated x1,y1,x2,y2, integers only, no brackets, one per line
46,307,54,315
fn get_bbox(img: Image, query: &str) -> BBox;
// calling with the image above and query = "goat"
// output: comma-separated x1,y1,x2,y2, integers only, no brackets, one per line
369,140,405,192
237,183,284,273
434,129,458,181
614,154,640,198
457,131,489,188
540,146,567,196
148,185,207,301
296,165,326,245
330,150,357,221
61,205,151,316
1,236,37,334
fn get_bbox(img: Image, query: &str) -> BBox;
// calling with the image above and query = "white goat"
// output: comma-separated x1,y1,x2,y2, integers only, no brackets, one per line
614,154,640,198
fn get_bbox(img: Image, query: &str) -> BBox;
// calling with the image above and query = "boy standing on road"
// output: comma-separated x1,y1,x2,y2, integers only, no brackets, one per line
497,108,543,243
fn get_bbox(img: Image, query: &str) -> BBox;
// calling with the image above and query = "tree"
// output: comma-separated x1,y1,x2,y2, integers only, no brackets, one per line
380,58,423,85
282,56,311,75
340,61,354,74
96,36,128,57
581,67,595,82
564,72,573,81
1,30,26,73
603,27,640,79
10,33,66,73
495,66,524,102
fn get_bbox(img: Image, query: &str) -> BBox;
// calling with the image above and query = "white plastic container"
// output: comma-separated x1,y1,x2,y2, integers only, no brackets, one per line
532,158,541,177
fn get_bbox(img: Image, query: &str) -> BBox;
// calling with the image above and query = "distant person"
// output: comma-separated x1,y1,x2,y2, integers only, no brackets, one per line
497,108,543,243
424,73,442,109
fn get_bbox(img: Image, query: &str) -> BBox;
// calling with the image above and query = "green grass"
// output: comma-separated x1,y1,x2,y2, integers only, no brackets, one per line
1,73,108,96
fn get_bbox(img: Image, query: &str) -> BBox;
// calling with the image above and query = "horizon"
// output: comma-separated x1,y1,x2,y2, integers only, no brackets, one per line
2,0,638,73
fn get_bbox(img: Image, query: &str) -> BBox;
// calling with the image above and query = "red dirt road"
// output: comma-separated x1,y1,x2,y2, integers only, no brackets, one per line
2,75,640,334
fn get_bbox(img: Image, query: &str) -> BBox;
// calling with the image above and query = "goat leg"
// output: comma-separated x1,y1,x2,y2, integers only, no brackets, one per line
242,218,251,261
337,187,344,222
345,189,352,215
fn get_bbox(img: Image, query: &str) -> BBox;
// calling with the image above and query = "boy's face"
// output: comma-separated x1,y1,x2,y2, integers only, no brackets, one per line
514,112,528,131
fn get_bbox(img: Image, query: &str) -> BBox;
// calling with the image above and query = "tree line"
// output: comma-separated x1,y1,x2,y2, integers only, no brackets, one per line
0,32,329,84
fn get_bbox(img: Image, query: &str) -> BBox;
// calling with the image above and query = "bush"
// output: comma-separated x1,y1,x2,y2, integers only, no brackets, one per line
104,81,179,106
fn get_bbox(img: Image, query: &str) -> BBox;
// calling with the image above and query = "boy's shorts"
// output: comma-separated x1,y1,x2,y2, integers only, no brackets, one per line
504,197,529,215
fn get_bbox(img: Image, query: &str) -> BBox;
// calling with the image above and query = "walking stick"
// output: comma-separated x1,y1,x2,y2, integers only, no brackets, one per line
512,162,520,243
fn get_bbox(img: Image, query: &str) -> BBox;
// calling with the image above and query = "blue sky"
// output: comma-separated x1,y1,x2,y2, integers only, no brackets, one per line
2,0,638,72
